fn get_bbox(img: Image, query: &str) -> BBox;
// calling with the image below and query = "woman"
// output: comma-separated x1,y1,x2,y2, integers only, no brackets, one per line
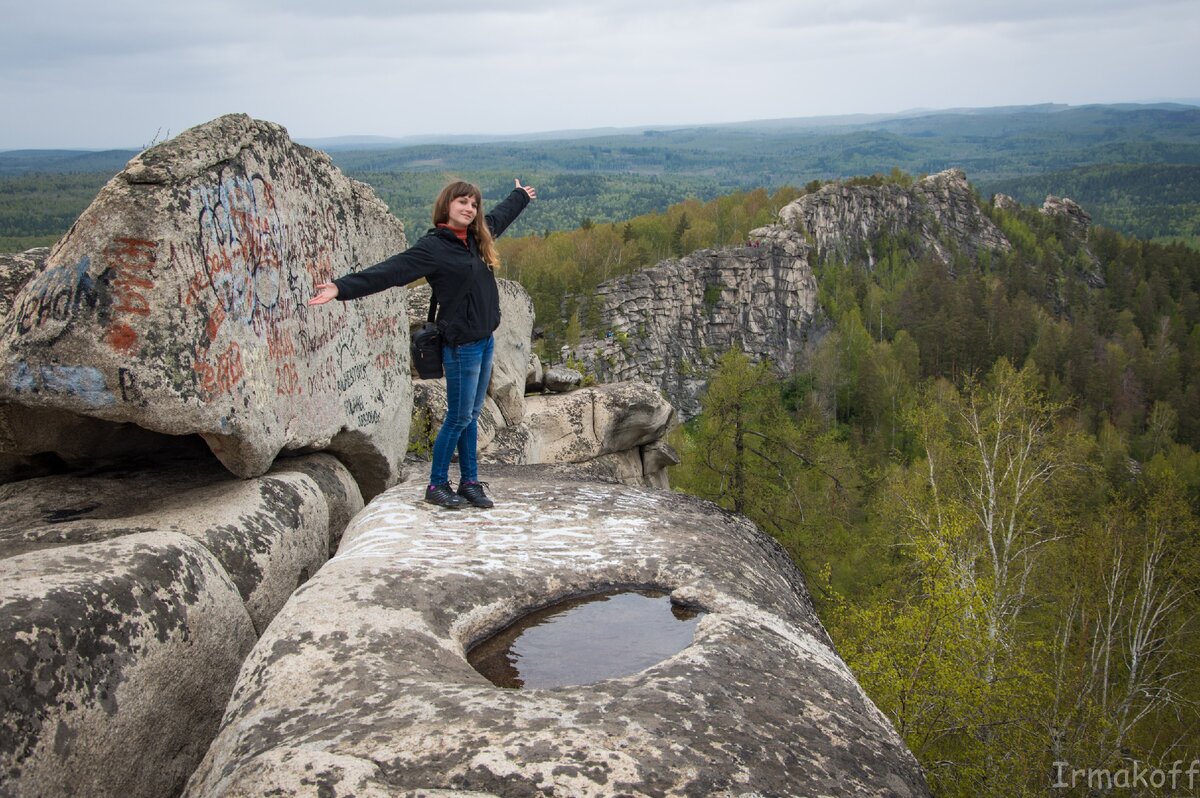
308,178,536,509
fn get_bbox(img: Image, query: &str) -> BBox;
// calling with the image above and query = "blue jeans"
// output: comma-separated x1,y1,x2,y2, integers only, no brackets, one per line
430,335,494,485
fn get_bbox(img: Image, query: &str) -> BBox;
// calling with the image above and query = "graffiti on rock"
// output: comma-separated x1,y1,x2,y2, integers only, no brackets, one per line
103,237,157,354
9,256,103,335
8,362,115,407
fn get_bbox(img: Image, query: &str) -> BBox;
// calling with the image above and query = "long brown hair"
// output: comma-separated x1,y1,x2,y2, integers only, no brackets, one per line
432,180,500,269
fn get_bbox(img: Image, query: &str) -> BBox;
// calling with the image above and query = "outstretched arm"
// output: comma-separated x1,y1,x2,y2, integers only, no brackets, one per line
486,179,537,238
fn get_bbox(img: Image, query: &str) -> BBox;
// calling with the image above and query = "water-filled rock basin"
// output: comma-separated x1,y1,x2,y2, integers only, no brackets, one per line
469,588,704,688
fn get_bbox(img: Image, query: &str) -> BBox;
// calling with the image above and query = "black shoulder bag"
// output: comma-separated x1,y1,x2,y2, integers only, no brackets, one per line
410,293,444,379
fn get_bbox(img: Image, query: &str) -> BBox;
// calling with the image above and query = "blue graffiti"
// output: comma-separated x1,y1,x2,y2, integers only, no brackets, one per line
193,171,285,326
8,362,116,407
11,255,101,334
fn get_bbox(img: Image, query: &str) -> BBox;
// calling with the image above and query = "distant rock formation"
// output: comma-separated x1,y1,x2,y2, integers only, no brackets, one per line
578,240,820,417
777,169,1011,270
571,170,1112,418
1041,194,1093,237
184,466,931,798
0,114,409,496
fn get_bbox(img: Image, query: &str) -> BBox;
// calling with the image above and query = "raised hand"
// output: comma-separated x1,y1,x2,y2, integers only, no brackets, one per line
515,178,537,200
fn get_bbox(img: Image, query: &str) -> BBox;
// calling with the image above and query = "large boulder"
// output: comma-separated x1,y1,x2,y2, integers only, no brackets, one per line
484,381,675,471
0,114,410,498
184,466,930,797
0,532,256,798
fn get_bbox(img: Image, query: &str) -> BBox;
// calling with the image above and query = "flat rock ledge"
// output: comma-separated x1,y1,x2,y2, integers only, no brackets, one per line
186,465,929,798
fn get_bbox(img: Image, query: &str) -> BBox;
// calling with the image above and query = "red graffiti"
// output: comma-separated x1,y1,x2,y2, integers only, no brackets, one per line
267,325,296,361
103,237,157,357
275,362,300,396
107,323,139,354
194,341,244,397
365,317,396,340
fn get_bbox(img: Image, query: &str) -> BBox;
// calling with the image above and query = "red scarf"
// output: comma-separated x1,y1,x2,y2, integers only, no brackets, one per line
437,223,469,246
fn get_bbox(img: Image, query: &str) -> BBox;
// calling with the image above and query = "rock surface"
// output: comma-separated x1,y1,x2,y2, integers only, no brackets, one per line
526,352,544,393
483,381,676,487
0,247,49,320
184,466,930,798
1,532,256,798
577,239,819,417
0,114,409,497
0,453,362,798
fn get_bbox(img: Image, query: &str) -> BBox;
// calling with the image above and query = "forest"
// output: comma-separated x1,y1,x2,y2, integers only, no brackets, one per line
482,175,1200,793
651,189,1200,796
3,103,1199,253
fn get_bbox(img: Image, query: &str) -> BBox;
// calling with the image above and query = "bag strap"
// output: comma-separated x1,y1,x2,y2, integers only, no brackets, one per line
426,292,437,324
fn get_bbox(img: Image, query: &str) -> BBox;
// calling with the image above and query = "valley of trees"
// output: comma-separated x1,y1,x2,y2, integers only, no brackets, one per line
4,103,1200,253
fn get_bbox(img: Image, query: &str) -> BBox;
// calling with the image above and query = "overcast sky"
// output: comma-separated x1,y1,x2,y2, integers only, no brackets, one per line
2,0,1198,150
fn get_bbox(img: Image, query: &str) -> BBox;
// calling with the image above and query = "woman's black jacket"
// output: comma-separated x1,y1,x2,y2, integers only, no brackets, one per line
333,188,530,346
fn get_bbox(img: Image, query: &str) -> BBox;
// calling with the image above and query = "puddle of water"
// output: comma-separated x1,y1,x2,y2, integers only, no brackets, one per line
468,588,704,689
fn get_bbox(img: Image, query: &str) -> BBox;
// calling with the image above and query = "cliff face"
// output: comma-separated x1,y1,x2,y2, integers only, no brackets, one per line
578,237,819,417
577,169,1019,417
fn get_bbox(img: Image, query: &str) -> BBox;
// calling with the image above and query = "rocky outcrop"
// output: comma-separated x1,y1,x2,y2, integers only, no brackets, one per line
2,532,254,798
1040,195,1104,288
0,453,362,798
774,168,1011,270
576,238,819,418
483,381,677,488
184,466,931,798
0,247,48,319
1041,194,1093,238
0,114,409,497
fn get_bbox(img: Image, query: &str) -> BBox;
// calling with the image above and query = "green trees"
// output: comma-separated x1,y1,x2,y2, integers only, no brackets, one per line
833,361,1085,795
670,348,856,577
670,203,1200,795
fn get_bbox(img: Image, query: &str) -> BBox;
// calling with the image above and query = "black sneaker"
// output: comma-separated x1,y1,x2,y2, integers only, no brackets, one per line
457,480,494,508
425,483,466,509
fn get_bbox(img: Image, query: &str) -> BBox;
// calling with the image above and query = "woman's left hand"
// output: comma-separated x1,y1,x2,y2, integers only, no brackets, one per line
515,178,537,200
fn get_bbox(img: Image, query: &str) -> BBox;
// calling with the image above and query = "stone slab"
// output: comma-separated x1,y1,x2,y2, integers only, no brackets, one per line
0,453,363,633
0,531,256,798
184,466,929,798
